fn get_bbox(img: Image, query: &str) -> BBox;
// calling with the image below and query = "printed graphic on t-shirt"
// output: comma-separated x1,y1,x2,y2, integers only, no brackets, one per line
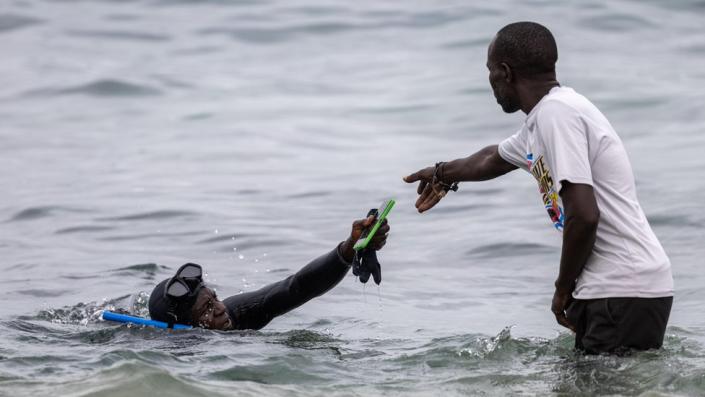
527,153,565,231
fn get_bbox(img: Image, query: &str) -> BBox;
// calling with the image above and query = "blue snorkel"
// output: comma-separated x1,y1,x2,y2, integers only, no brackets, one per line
102,310,192,330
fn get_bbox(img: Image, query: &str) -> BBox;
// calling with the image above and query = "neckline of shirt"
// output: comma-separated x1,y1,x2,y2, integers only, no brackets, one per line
525,85,568,127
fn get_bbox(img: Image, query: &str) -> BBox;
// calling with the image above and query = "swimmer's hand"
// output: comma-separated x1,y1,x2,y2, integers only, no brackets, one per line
340,216,390,263
404,166,448,213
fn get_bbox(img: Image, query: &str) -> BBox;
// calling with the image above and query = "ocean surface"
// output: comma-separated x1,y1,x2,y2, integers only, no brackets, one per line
1,0,705,396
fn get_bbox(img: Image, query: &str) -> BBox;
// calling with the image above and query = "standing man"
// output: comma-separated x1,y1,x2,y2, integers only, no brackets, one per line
403,22,673,354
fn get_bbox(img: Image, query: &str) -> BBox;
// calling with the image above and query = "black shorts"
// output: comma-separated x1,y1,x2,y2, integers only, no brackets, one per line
566,296,673,354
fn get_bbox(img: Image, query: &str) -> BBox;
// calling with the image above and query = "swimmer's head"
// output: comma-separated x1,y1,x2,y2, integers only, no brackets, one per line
148,263,232,330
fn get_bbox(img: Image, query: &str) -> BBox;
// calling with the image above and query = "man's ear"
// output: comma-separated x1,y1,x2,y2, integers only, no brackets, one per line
500,62,513,83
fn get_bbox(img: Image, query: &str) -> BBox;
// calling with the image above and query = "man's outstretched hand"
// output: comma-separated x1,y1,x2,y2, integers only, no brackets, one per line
340,215,390,263
404,166,447,213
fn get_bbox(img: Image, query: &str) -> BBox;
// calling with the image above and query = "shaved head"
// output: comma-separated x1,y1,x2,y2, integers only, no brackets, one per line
491,21,558,78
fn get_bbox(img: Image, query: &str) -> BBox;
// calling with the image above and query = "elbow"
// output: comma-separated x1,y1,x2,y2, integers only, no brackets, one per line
584,207,600,229
569,208,600,233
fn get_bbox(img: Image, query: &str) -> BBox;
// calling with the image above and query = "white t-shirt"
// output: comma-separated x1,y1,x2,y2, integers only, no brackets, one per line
498,86,673,299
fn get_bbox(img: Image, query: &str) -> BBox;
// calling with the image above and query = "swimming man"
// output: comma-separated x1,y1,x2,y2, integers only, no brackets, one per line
149,215,389,330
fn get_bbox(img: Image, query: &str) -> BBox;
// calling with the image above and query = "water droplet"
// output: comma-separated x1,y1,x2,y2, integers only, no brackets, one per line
238,254,244,259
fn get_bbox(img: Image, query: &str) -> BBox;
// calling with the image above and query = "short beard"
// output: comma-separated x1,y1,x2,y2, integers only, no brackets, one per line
498,95,521,113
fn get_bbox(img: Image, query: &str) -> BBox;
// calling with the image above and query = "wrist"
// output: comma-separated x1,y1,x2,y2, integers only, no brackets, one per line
554,278,575,294
433,162,459,192
339,239,355,263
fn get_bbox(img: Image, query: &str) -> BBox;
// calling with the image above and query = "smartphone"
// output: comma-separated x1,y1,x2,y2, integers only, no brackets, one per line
353,199,395,251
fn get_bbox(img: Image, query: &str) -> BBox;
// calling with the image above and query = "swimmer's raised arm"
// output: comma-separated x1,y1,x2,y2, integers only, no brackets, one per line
222,216,390,330
403,145,517,213
150,216,390,331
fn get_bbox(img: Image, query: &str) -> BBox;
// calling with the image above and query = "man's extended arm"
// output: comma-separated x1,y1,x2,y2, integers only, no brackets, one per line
223,245,352,330
440,144,518,182
551,181,600,331
223,217,389,330
404,145,517,212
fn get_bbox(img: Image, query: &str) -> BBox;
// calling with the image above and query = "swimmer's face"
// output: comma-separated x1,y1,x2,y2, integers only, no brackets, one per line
191,287,232,330
487,37,521,114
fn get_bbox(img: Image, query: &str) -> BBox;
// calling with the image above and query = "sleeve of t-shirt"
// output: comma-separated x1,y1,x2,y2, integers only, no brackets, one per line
497,127,530,172
536,100,593,193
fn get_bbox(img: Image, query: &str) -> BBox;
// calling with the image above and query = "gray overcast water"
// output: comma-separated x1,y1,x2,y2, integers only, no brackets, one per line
1,0,704,396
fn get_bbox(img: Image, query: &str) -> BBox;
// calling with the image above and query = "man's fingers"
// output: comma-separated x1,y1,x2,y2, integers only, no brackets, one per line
403,172,420,183
418,193,438,212
418,185,445,212
554,312,576,332
419,193,442,213
350,215,375,241
372,240,387,250
405,166,433,185
377,222,390,234
417,180,427,195
416,184,435,209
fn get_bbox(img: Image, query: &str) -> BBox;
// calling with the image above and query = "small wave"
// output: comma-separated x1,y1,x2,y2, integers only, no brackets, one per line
647,213,702,228
578,13,657,32
16,289,71,298
0,14,43,33
274,329,340,349
209,361,327,384
392,327,571,371
34,296,131,326
443,37,492,49
111,264,168,281
7,206,62,222
197,9,469,45
29,79,163,98
96,210,198,222
286,190,331,199
429,203,482,214
112,263,164,273
198,232,294,251
55,225,115,234
56,361,225,397
465,242,555,259
197,25,349,44
197,232,256,244
96,230,201,242
64,29,171,42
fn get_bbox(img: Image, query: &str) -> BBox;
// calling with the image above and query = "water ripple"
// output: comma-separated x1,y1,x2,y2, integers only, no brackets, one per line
24,79,164,98
7,206,82,222
96,210,198,222
55,225,115,234
0,14,43,33
64,29,172,42
466,242,555,259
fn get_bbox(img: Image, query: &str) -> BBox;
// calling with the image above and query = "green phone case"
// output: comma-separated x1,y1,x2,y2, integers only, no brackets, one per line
353,199,395,251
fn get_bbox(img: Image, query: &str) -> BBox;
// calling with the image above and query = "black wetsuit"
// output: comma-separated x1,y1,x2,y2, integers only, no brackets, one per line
222,246,351,330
